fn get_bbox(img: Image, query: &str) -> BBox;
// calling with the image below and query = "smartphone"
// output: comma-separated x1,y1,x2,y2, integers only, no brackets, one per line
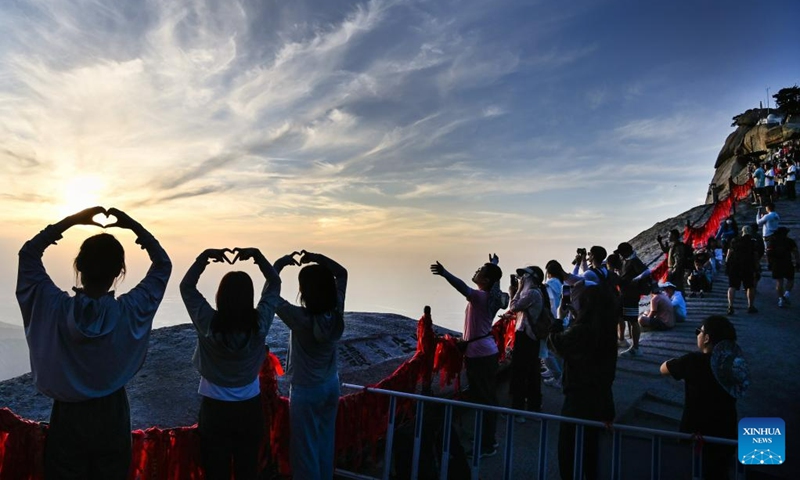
561,284,571,304
510,274,517,283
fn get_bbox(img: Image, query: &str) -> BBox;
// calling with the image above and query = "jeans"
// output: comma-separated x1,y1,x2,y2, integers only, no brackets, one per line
289,374,340,480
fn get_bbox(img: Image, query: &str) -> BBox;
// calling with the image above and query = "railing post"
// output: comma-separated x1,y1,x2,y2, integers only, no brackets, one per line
537,419,548,480
573,424,584,480
470,410,483,480
439,405,453,480
691,439,703,480
651,435,661,480
382,396,397,480
411,400,425,480
610,429,622,480
502,414,515,480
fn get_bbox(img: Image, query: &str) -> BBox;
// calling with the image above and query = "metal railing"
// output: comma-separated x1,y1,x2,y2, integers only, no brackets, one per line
335,384,745,480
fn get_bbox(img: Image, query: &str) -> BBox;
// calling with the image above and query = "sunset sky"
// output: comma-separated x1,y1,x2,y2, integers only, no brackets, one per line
1,0,799,331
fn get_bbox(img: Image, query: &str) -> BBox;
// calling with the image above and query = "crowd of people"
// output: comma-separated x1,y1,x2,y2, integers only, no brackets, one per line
17,197,798,479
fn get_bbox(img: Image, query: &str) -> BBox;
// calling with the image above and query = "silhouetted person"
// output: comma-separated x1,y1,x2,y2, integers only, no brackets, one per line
16,206,171,479
181,247,285,479
430,254,506,458
661,316,748,479
275,250,347,480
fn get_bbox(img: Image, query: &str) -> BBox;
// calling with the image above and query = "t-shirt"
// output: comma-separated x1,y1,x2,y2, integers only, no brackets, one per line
463,288,499,358
666,352,737,439
788,164,797,182
753,167,765,188
765,168,775,187
648,292,675,328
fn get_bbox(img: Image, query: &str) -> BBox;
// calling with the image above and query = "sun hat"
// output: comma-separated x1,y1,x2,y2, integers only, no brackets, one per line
711,340,750,399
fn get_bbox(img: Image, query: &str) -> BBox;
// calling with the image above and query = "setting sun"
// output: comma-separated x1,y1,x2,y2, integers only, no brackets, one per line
57,174,106,219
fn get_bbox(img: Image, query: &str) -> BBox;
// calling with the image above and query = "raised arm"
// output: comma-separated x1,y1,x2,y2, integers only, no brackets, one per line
109,208,172,318
179,249,224,332
430,261,470,298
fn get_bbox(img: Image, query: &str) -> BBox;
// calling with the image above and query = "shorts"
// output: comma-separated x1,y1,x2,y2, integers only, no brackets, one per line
728,270,755,289
771,263,796,281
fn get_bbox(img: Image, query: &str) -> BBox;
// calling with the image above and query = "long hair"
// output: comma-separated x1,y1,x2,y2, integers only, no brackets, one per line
299,264,338,315
545,260,567,282
73,233,126,290
212,271,258,334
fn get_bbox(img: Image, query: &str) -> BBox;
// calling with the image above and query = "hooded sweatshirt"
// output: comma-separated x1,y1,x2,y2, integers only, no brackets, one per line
276,256,347,386
180,254,280,389
16,225,171,402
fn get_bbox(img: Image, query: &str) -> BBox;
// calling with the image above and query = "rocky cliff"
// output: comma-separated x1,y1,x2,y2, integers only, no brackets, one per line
706,108,800,203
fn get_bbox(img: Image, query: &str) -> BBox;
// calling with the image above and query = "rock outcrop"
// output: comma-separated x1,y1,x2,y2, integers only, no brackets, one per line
0,312,457,429
707,108,800,203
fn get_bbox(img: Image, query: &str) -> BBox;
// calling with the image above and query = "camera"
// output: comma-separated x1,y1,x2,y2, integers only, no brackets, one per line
572,248,586,265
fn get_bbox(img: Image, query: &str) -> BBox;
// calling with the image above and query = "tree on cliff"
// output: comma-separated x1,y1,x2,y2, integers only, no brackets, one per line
773,85,800,117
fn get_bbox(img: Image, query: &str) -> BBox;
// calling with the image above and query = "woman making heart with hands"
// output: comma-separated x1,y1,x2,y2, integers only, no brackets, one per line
17,206,172,479
179,246,289,479
273,249,347,480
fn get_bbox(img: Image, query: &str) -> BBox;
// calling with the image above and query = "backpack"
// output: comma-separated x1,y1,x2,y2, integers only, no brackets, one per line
528,285,554,340
729,235,756,268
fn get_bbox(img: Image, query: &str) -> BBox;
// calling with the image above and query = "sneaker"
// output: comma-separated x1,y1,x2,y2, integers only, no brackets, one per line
619,346,641,357
617,338,630,348
778,297,786,308
747,305,758,314
727,305,734,315
544,376,562,388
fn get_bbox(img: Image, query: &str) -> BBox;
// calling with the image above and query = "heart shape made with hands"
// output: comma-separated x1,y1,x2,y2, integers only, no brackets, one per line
92,212,119,228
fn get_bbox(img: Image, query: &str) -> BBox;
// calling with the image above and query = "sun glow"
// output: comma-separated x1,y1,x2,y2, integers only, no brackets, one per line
57,174,106,219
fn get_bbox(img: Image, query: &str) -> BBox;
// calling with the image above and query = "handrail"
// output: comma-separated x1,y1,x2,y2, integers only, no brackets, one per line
336,383,743,480
340,384,737,446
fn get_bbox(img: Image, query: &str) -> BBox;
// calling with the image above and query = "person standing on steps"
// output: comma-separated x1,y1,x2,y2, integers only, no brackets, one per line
614,242,650,357
657,229,689,293
660,315,748,480
725,226,760,315
757,202,781,269
766,227,800,308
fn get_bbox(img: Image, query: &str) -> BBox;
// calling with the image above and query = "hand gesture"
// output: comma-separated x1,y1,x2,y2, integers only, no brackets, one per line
67,206,107,228
232,247,261,263
275,252,301,269
489,253,499,265
104,208,139,230
430,261,446,276
298,250,320,265
203,248,234,264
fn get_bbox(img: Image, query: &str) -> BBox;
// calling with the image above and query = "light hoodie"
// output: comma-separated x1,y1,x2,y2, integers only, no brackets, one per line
276,255,347,386
180,254,280,389
16,225,171,402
